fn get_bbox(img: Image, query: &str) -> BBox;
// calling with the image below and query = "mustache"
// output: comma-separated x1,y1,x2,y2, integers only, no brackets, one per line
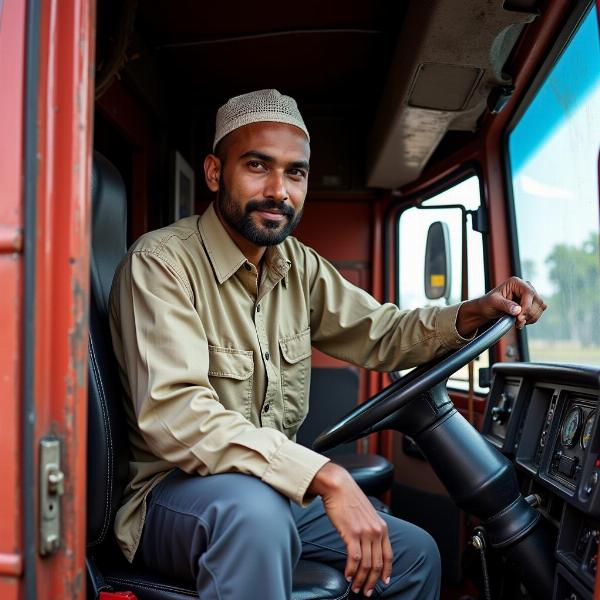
245,199,295,219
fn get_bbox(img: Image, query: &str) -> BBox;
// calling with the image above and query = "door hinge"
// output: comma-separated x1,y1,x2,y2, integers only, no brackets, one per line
39,437,65,556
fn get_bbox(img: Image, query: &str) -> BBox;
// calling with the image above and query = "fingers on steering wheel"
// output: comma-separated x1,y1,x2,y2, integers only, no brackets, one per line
516,283,534,329
526,288,547,325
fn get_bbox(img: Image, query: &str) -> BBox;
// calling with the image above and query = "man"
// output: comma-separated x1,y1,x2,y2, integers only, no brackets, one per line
109,89,546,599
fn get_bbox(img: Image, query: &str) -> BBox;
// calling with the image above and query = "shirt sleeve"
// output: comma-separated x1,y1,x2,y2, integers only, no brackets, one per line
110,250,329,505
304,246,473,370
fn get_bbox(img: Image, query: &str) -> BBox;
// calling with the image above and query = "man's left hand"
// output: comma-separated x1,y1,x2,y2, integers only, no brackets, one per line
457,276,547,337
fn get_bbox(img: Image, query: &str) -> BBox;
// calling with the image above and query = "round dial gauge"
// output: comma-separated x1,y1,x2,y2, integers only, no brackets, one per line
561,407,583,448
581,411,596,450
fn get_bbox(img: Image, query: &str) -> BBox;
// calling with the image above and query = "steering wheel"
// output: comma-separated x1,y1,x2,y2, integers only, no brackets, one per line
313,314,515,453
313,313,554,600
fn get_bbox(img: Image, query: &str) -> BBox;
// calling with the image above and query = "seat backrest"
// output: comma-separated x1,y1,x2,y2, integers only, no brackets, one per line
86,151,130,548
297,367,359,457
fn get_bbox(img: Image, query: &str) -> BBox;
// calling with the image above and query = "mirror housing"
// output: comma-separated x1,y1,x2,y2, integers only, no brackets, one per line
424,221,451,300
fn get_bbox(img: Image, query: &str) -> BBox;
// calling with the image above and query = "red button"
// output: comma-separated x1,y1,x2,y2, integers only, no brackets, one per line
595,459,600,469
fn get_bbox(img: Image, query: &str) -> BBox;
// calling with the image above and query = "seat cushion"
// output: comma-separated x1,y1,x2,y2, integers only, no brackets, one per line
333,453,394,497
101,559,349,600
290,561,350,600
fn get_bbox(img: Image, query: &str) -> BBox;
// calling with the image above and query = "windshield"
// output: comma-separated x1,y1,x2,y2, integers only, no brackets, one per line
507,5,600,365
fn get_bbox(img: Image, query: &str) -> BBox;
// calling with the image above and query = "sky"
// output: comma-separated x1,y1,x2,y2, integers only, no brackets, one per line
509,7,600,172
508,6,600,297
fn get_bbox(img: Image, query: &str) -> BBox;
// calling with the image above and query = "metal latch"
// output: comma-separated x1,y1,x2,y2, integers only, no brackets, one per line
39,438,64,556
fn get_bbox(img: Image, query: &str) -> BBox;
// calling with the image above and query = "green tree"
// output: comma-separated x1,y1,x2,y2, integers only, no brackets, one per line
521,258,538,282
545,233,600,346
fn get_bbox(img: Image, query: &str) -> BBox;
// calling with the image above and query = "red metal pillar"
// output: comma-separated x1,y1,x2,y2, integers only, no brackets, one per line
25,0,95,597
0,0,28,598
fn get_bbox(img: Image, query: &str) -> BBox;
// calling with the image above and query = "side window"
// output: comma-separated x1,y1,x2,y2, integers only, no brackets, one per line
397,175,487,391
507,5,600,365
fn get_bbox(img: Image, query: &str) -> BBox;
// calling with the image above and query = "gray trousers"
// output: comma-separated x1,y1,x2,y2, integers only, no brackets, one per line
137,470,440,599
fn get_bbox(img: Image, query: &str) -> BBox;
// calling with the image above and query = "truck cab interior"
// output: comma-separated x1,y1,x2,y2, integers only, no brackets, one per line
86,1,600,599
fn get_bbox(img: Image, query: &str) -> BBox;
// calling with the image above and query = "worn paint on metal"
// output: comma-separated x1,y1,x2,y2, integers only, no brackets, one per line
28,0,95,598
0,0,27,598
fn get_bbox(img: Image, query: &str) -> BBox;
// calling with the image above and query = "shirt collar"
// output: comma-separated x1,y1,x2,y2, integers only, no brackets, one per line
198,202,292,285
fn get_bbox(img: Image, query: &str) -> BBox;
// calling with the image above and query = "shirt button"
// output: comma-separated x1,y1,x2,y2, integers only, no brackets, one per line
256,304,261,312
263,404,270,413
264,352,270,361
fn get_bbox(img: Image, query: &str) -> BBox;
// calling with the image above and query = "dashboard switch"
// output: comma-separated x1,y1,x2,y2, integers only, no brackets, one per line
584,471,599,496
558,454,577,477
491,392,513,425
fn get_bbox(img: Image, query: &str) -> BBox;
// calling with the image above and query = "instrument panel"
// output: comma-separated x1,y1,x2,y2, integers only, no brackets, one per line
550,398,595,489
483,364,600,506
482,363,600,598
559,404,596,451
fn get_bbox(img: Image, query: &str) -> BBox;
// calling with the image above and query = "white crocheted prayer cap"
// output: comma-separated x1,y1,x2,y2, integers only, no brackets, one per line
213,89,309,151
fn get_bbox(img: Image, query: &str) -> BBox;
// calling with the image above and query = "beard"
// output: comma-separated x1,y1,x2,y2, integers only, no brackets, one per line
216,182,304,246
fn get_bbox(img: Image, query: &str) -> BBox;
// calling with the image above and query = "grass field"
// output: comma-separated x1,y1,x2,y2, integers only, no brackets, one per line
528,342,600,366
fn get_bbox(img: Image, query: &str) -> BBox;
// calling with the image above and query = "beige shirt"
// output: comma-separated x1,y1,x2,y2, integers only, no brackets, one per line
109,202,469,561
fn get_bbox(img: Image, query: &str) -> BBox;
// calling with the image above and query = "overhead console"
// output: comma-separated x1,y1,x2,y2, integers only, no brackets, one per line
482,363,600,598
366,0,538,188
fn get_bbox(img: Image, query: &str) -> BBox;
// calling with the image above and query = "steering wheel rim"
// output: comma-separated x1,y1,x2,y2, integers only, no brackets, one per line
313,314,515,452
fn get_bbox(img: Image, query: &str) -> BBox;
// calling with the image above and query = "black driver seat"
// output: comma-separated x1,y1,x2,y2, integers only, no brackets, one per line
86,151,349,599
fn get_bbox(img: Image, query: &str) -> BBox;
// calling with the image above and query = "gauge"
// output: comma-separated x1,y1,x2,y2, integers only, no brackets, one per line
561,406,583,448
581,411,596,450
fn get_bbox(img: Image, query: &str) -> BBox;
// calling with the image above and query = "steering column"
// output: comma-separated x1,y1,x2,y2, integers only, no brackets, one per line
314,316,554,599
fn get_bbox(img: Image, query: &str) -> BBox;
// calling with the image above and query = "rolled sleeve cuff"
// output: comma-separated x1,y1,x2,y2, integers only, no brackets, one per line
436,302,477,351
262,439,330,506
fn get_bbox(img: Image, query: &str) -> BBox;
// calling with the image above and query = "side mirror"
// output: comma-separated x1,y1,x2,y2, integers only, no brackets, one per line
424,221,451,300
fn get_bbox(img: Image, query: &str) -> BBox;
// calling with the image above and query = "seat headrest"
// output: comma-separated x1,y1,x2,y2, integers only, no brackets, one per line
91,151,128,316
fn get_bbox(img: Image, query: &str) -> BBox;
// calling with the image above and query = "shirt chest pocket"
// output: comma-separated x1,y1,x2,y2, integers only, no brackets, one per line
279,328,312,431
208,346,254,419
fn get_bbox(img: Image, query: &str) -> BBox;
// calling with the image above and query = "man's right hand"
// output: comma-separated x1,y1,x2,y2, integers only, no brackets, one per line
308,462,393,597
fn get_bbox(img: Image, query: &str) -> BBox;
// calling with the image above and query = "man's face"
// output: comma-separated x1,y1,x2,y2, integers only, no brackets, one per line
209,122,310,246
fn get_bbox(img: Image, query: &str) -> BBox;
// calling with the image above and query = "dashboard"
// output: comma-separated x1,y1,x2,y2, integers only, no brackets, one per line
482,363,600,600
